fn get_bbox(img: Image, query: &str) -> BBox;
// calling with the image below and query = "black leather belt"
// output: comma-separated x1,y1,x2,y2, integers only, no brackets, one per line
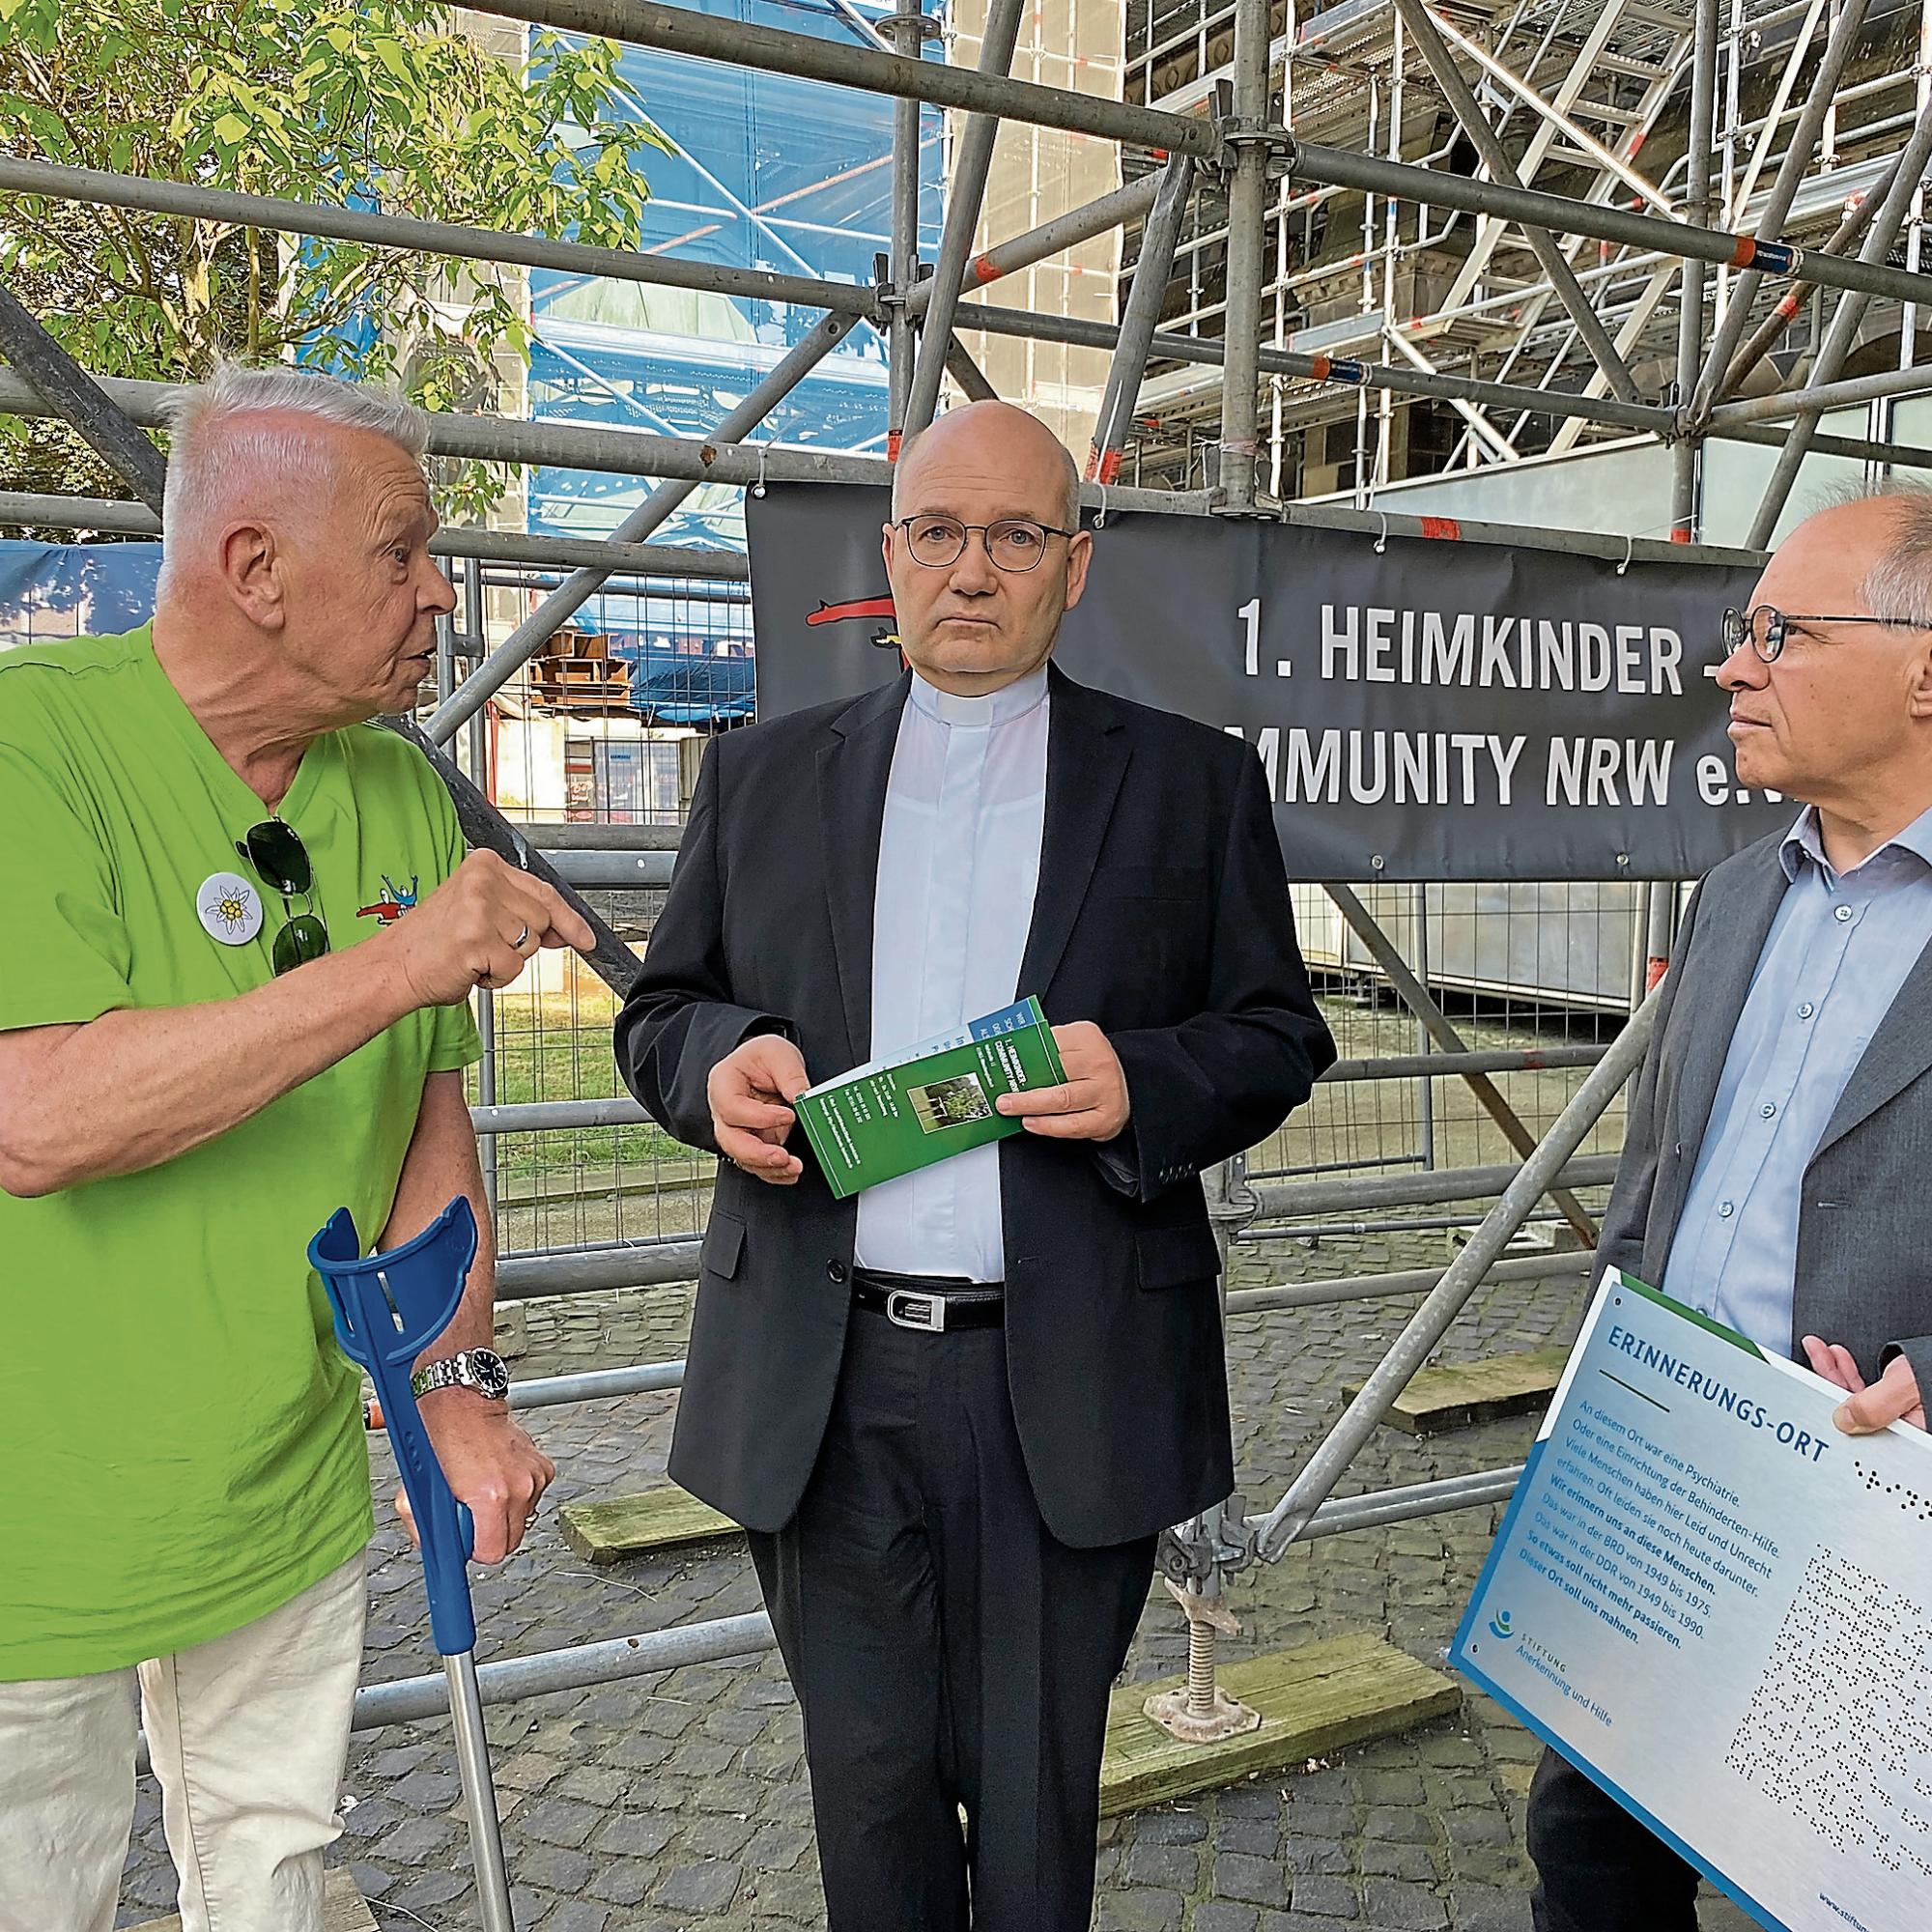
852,1267,1005,1333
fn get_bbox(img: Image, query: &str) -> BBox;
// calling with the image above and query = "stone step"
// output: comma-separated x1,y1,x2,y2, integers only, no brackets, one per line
560,1485,742,1564
130,1868,374,1931
1101,1631,1462,1816
1348,1347,1571,1435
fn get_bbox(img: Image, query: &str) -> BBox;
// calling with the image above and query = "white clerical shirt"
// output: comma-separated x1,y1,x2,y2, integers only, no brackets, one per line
852,665,1050,1282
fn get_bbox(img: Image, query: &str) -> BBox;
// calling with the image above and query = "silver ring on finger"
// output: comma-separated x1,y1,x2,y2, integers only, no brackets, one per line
513,923,531,951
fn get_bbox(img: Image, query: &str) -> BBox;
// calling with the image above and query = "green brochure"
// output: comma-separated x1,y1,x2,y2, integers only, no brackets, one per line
794,996,1067,1200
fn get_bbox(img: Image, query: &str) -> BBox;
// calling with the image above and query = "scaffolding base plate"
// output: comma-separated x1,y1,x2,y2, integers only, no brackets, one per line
1101,1631,1461,1816
130,1869,375,1931
1345,1347,1571,1436
560,1485,742,1565
1143,1683,1265,1744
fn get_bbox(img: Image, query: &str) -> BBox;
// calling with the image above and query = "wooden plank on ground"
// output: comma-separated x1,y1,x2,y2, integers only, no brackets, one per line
1347,1347,1571,1435
132,1867,375,1932
560,1485,742,1564
1100,1631,1461,1816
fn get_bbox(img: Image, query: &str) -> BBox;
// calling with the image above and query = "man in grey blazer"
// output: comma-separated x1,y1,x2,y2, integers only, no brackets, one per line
1528,487,1932,1930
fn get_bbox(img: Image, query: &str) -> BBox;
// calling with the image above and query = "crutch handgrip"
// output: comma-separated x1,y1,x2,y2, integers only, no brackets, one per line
309,1195,481,1656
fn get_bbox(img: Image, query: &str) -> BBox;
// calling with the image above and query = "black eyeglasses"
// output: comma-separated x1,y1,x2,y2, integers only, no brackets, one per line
1721,604,1920,664
236,819,329,976
894,515,1079,573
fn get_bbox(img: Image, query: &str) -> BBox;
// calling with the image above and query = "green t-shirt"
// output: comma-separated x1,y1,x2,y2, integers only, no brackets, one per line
0,625,481,1680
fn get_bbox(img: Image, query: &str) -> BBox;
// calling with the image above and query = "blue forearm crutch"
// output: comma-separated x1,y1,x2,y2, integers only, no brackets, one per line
310,1195,516,1932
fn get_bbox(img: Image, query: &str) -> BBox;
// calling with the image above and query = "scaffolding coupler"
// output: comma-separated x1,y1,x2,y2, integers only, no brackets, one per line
1158,1492,1260,1595
1213,116,1296,185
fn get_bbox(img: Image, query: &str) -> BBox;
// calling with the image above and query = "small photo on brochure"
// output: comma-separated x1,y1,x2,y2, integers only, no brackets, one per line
908,1072,994,1135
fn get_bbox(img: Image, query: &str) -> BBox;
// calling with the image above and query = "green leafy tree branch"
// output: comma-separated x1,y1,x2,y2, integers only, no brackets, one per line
0,0,668,518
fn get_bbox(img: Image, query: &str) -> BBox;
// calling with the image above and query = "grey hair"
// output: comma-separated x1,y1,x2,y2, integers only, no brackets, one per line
157,364,429,596
893,406,1083,529
1808,477,1932,629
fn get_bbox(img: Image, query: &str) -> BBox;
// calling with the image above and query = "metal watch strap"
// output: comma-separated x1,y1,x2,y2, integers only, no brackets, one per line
411,1349,509,1402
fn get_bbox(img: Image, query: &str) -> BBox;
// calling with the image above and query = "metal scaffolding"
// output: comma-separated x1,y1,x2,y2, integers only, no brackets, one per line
1117,0,1932,530
3,0,1931,1783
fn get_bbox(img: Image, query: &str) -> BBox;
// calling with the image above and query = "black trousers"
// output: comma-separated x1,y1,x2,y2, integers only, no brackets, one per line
746,1304,1156,1932
1527,1747,1702,1932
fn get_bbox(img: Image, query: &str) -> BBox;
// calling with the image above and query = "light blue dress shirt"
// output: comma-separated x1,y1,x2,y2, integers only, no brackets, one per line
1663,804,1932,1355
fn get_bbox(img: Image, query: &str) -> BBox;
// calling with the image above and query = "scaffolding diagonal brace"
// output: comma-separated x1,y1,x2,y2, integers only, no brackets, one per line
942,334,1000,401
1325,883,1600,1247
902,0,1027,436
424,310,856,747
379,720,639,996
1687,0,1874,422
1256,996,1659,1562
1089,156,1195,483
1746,108,1932,548
1391,0,1640,406
0,287,168,513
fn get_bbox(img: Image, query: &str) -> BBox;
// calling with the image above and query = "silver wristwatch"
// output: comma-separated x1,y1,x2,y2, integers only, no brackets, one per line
411,1348,511,1404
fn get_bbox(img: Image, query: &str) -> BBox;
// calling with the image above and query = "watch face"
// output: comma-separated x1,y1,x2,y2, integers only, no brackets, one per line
469,1349,511,1400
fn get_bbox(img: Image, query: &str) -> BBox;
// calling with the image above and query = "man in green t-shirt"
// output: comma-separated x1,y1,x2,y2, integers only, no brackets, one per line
0,365,593,1932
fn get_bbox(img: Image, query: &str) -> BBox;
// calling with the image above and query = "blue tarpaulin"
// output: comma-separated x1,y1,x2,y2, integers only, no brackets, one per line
0,539,162,648
621,646,755,724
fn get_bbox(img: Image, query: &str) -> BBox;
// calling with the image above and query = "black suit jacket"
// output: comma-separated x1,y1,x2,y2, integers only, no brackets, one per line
615,665,1335,1547
1601,830,1932,1395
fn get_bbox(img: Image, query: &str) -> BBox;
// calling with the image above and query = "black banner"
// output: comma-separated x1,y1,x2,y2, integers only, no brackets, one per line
746,483,1784,881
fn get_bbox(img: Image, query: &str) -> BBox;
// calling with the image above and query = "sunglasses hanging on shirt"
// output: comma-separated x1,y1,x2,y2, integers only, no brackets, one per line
236,818,330,976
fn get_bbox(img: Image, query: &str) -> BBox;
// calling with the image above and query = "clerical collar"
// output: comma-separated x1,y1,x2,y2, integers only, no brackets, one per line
907,663,1051,728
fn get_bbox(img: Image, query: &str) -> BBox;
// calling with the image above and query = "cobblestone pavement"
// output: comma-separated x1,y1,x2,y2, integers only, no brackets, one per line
117,1229,1753,1932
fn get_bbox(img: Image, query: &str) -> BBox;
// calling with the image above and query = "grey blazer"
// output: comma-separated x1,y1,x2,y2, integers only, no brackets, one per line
1600,829,1932,1396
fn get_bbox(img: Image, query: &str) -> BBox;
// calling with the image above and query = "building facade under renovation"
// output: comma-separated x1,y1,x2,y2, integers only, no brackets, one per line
1116,0,1930,537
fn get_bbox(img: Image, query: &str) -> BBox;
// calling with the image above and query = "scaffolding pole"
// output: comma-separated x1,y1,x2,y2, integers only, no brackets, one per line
958,307,1932,468
460,1043,1612,1137
0,493,753,576
0,367,901,486
460,0,1218,158
1705,415,1932,469
885,6,931,443
1216,0,1275,511
448,0,1932,313
1295,142,1932,311
1746,107,1932,546
1689,0,1875,422
915,172,1162,315
963,299,1669,431
423,312,854,746
1088,158,1195,481
0,366,1202,516
901,0,1028,436
1712,355,1932,425
342,1449,1526,1733
0,153,1162,342
0,155,874,319
1673,0,1721,539
1718,142,1907,402
942,333,1001,401
14,153,1932,471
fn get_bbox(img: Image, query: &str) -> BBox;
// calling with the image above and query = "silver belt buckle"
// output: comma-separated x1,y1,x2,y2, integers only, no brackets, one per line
885,1289,945,1333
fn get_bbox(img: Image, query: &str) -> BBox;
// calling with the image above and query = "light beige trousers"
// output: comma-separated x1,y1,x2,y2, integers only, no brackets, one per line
0,1549,366,1932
